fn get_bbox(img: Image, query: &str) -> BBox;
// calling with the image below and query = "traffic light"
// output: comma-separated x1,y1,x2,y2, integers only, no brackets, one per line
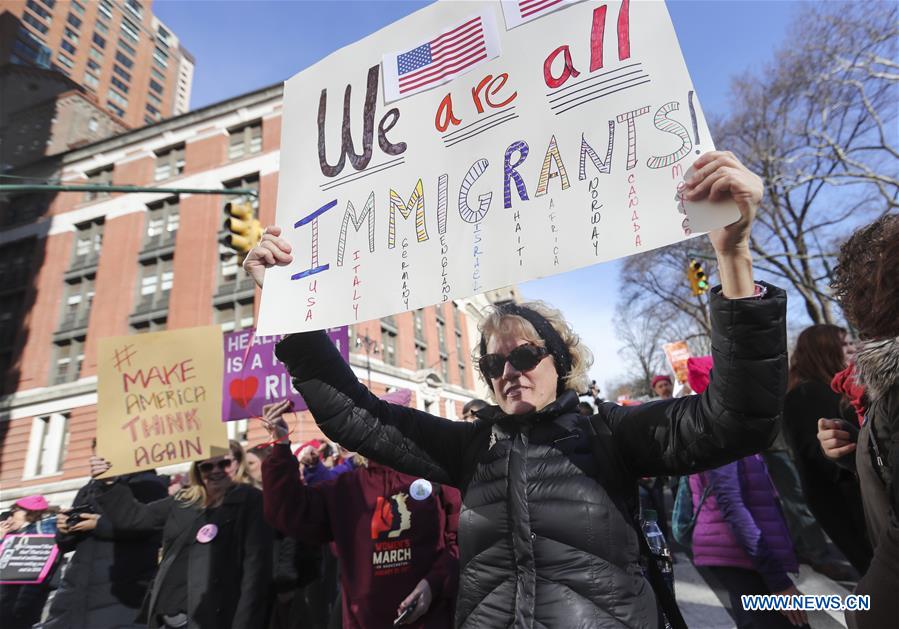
221,200,262,261
688,259,710,296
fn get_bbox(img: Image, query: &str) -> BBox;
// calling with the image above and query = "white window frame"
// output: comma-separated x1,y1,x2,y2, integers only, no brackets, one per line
23,413,69,479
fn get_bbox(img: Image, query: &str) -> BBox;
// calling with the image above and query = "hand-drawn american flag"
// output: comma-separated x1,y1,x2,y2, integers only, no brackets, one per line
501,0,584,29
396,16,488,95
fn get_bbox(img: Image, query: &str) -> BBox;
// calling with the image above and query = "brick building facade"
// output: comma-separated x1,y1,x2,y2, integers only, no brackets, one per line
0,0,194,128
0,82,514,507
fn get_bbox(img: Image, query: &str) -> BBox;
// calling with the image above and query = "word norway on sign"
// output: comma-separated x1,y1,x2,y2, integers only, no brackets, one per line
97,325,229,476
257,0,739,336
222,326,350,421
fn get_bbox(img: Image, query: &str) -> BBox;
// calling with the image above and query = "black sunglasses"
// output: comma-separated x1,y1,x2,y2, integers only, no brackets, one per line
198,458,234,474
479,343,549,380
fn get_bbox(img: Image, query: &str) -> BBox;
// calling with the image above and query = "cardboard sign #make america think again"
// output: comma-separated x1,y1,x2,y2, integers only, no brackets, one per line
257,0,739,335
96,326,228,476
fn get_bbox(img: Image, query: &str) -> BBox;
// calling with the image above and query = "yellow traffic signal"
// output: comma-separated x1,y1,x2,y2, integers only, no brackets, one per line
221,200,262,259
688,259,710,296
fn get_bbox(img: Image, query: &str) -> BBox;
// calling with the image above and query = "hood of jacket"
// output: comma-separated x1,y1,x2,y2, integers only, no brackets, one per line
854,335,899,400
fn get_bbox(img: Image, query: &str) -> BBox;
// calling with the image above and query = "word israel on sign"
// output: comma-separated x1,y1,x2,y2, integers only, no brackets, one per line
96,325,228,476
257,0,738,336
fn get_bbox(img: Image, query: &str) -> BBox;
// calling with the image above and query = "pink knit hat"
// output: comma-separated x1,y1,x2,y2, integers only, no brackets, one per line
15,495,49,511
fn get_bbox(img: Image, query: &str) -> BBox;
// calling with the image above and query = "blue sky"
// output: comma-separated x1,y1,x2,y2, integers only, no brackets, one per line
155,0,805,391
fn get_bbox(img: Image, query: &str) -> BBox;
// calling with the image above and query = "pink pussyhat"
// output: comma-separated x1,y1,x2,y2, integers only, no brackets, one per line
15,495,49,511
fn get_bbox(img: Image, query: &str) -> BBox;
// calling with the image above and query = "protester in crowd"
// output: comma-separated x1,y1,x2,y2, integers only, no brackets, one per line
686,370,809,628
819,213,899,629
90,451,272,629
246,151,788,627
261,398,461,628
246,444,322,629
42,455,167,629
295,439,356,486
690,456,809,628
460,398,487,421
166,473,190,497
651,374,674,399
784,324,872,574
227,439,253,485
0,496,60,629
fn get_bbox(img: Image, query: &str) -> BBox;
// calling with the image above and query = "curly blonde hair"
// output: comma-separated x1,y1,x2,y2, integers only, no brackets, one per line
477,300,594,400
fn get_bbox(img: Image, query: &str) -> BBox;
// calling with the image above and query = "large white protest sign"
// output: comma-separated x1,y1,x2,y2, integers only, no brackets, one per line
257,0,738,335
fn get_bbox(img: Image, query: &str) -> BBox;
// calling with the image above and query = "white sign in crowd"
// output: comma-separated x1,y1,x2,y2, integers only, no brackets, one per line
257,0,739,335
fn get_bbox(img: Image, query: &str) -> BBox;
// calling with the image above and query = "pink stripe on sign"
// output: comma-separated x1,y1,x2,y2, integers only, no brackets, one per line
520,0,563,18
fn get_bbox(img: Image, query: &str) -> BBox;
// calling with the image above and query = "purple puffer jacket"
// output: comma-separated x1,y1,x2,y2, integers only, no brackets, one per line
690,454,798,592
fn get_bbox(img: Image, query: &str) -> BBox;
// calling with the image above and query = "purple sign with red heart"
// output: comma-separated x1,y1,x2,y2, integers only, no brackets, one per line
222,327,349,421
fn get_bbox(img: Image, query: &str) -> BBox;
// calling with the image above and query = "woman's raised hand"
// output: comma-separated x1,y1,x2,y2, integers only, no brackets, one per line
260,399,292,442
243,225,293,288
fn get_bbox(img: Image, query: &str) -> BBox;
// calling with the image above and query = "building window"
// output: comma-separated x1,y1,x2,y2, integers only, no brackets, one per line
147,91,162,107
107,101,125,118
23,413,70,478
111,77,129,93
118,38,136,56
67,13,82,29
151,66,166,82
98,0,113,19
415,341,427,371
89,47,103,62
71,218,104,268
56,53,74,69
0,294,24,352
153,46,168,68
146,104,160,118
144,197,180,246
95,20,108,34
107,88,128,107
1,195,48,229
413,309,425,342
149,79,163,94
58,275,94,332
83,73,98,90
84,165,113,201
113,64,131,81
131,317,167,333
0,238,34,290
61,39,76,55
120,18,140,43
214,299,254,333
381,316,398,366
71,0,85,15
37,0,56,7
441,355,450,381
26,0,51,20
23,13,49,35
51,338,84,385
154,145,185,181
64,27,79,44
115,50,133,68
125,0,143,19
136,256,173,309
437,315,447,354
228,121,262,160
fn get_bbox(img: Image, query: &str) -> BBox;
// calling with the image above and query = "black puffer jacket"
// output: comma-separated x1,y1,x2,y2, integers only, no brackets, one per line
275,284,786,628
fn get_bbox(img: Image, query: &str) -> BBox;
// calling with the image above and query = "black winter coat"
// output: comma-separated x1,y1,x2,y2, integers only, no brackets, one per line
275,284,787,628
43,472,167,629
97,482,272,629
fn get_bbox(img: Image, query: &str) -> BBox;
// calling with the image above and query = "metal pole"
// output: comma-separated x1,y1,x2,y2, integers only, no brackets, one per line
0,183,258,197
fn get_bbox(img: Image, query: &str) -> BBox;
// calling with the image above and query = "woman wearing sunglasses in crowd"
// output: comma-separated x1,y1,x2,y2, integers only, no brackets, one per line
244,151,787,628
88,451,272,629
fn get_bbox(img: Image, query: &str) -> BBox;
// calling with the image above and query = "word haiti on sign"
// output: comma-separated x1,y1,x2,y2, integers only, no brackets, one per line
257,0,738,335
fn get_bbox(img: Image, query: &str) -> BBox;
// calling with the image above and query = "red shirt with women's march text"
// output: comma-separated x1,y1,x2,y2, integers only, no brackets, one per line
262,444,460,629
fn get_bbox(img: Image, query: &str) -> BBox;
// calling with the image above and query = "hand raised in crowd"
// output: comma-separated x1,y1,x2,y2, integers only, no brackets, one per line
90,455,113,478
0,517,17,539
57,511,100,535
297,445,319,468
243,225,292,288
684,150,762,255
396,578,433,625
817,418,857,460
260,399,292,443
772,585,809,627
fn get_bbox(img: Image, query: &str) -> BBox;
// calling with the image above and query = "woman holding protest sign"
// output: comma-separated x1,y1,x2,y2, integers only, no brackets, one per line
244,150,788,628
89,451,272,629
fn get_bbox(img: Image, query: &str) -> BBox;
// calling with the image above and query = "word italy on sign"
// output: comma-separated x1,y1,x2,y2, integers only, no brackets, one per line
257,0,738,335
